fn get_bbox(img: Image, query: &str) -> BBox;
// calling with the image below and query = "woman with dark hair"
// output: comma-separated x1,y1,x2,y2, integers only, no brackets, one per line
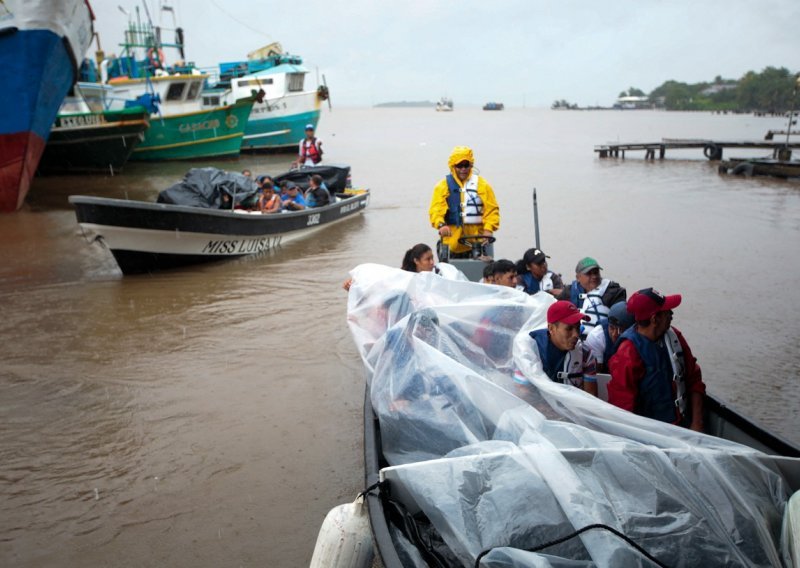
343,243,464,291
401,243,436,273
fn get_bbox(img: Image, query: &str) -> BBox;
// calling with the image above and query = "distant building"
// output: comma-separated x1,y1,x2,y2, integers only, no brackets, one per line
700,83,737,96
614,95,651,110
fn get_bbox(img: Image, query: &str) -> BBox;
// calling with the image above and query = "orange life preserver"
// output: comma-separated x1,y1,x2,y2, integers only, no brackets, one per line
147,47,165,69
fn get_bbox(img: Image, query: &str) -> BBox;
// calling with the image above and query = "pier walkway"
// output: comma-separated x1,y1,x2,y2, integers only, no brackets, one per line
594,139,799,160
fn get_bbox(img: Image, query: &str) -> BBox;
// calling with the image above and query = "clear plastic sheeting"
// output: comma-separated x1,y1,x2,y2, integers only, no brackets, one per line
346,264,798,567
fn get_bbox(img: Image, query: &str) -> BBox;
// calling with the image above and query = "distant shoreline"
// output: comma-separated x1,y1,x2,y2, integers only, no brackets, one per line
373,101,435,108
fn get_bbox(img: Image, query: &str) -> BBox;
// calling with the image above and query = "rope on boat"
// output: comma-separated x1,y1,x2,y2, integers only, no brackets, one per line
357,480,383,499
474,523,669,568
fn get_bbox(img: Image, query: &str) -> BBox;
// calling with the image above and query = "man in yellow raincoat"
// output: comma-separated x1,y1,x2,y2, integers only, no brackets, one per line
429,146,500,256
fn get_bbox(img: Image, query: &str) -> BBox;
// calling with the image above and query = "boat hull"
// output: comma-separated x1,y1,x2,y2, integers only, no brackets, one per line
38,108,149,174
242,91,321,151
69,192,369,274
130,98,254,161
0,1,94,211
364,386,800,568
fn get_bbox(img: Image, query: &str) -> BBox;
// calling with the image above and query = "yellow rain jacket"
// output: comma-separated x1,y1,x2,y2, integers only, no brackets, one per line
429,146,500,254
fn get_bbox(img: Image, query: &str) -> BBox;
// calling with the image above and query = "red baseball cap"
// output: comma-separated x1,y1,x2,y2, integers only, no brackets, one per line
627,288,682,320
547,300,590,325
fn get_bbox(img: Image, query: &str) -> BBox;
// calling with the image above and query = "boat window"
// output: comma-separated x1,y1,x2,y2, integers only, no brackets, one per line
203,95,220,106
186,81,202,100
166,82,187,101
287,73,304,92
237,78,273,88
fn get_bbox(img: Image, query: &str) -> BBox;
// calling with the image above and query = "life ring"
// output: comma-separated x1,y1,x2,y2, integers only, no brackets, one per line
703,143,722,160
147,47,165,69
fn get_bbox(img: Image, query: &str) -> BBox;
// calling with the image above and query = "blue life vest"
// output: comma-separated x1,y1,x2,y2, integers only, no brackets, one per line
529,329,582,385
520,271,555,295
444,175,463,226
600,320,617,363
521,273,540,294
618,327,687,425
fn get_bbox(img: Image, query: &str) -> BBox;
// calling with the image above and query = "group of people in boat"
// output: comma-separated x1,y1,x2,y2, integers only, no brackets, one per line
369,145,706,432
238,169,331,213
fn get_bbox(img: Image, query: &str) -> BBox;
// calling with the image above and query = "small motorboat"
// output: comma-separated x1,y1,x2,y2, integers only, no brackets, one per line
339,264,800,568
69,164,369,274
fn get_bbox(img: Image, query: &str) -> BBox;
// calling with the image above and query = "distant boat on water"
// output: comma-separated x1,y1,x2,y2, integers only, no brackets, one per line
436,97,454,112
202,42,330,151
0,0,94,212
483,102,504,111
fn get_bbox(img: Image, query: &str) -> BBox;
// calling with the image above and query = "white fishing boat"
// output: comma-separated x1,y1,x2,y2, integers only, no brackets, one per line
69,164,368,274
202,42,330,151
436,97,454,112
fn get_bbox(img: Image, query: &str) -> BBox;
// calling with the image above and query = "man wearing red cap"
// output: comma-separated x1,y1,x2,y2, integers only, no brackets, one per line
607,288,705,431
522,300,598,396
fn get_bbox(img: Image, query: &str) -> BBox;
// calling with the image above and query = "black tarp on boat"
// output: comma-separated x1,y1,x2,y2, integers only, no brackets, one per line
157,168,259,208
273,164,351,193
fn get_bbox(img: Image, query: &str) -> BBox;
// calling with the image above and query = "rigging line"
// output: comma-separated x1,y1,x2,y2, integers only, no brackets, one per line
207,0,272,40
474,523,669,568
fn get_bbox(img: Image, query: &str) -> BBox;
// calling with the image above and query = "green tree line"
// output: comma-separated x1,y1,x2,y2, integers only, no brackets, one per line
626,67,799,112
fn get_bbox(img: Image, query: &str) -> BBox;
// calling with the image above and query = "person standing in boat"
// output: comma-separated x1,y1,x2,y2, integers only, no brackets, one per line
518,301,598,396
291,124,323,168
583,301,634,373
558,257,626,338
429,146,499,257
607,288,705,431
516,247,564,297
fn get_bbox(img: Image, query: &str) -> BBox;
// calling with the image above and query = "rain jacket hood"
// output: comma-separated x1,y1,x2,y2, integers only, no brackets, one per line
447,146,474,187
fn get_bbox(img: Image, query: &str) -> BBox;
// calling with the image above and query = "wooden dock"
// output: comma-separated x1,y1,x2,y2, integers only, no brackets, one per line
594,139,799,160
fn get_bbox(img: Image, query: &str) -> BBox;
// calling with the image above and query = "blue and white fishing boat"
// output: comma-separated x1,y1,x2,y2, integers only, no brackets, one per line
202,42,330,151
0,0,94,212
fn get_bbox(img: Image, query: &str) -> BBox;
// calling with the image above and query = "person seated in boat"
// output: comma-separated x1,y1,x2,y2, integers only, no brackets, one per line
607,288,705,431
280,182,306,211
584,301,634,373
429,146,499,258
488,259,517,288
241,169,252,178
516,248,564,297
480,261,495,284
557,257,626,339
305,174,332,208
342,243,462,292
291,124,323,168
518,301,598,396
257,181,281,214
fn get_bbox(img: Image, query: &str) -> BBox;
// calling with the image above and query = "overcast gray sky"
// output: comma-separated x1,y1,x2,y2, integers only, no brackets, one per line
91,0,799,107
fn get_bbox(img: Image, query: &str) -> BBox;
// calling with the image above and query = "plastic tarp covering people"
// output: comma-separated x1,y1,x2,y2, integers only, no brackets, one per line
157,167,258,208
346,264,797,567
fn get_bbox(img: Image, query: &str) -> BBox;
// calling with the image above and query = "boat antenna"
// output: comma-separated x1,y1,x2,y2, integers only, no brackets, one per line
323,74,332,111
785,74,800,152
532,188,540,248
